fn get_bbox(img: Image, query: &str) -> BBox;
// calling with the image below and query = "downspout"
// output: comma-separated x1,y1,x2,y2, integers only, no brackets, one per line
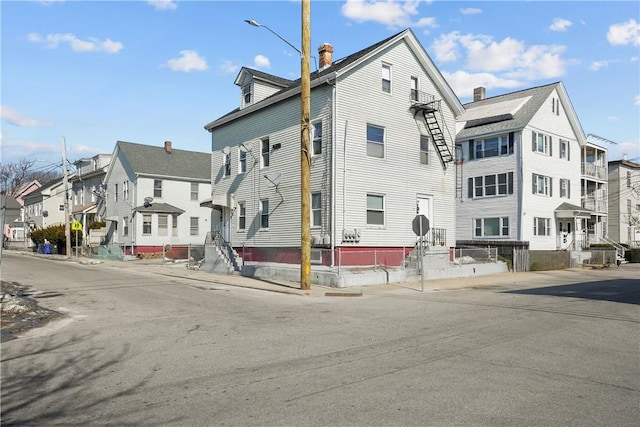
330,80,337,267
517,131,523,241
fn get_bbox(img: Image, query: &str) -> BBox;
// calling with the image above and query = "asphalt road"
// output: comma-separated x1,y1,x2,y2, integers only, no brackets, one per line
1,252,639,426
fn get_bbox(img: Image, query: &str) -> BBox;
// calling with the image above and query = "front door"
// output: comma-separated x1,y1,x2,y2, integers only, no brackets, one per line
416,195,432,244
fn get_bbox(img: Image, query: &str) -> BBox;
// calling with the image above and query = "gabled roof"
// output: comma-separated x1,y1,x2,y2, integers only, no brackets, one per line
23,177,64,200
205,28,464,130
108,141,210,181
457,82,587,146
234,67,294,88
133,202,185,215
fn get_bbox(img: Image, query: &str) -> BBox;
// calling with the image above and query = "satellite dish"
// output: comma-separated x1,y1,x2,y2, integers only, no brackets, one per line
222,146,231,155
264,172,282,188
240,142,253,151
143,196,153,207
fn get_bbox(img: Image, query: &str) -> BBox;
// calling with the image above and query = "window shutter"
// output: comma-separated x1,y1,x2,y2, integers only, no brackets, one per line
468,178,474,198
548,136,553,156
532,131,536,151
567,179,570,199
469,140,474,160
549,177,553,197
567,141,570,161
532,173,536,194
508,132,514,154
508,171,514,194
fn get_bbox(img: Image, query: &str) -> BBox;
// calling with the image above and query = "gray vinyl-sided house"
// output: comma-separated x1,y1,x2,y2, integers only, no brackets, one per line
70,154,111,242
203,29,463,271
455,82,608,252
608,158,640,246
103,140,212,255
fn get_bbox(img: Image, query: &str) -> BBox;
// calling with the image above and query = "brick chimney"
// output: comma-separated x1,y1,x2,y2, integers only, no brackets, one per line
318,43,333,70
164,140,172,153
473,87,486,102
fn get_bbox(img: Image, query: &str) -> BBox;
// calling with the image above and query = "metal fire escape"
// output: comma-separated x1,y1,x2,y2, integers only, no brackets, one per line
410,90,454,169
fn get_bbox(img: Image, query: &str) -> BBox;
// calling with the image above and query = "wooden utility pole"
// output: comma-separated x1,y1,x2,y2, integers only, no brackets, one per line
300,0,311,290
61,137,71,258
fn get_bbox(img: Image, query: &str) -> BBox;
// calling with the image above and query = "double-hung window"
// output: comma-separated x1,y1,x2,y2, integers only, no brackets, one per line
381,63,391,93
190,217,199,235
123,216,129,236
242,84,252,106
223,153,231,177
239,148,247,173
261,138,270,168
366,124,385,158
158,214,168,236
312,121,322,155
420,135,429,165
559,139,570,160
190,183,199,200
534,217,551,236
143,214,152,235
560,178,570,198
473,136,511,159
532,131,552,155
238,202,246,231
154,180,162,198
532,173,552,196
366,194,385,226
123,180,129,200
114,184,119,202
410,76,419,101
260,199,269,229
474,217,509,237
311,192,322,227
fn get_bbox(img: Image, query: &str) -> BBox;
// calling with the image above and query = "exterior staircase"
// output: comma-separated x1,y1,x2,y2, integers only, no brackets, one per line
410,91,454,169
601,236,627,264
202,232,243,273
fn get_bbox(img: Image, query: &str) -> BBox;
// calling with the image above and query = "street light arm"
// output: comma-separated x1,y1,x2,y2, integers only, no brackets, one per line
245,19,302,56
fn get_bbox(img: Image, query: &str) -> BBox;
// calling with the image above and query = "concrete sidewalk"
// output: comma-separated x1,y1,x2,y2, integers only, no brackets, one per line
6,250,624,298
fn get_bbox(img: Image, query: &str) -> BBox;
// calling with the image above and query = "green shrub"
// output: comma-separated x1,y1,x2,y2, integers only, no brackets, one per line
626,248,640,263
31,224,82,253
89,220,106,230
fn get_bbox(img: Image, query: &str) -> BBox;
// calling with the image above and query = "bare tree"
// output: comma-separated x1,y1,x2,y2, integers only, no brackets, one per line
0,159,61,195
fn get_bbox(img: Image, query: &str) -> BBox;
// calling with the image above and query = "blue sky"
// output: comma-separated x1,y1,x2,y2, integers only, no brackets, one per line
2,0,639,170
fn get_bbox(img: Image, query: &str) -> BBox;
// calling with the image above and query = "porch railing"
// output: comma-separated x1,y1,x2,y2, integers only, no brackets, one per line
581,162,607,180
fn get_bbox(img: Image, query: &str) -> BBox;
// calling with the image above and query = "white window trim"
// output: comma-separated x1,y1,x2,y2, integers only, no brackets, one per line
381,62,392,94
238,148,247,174
366,193,385,227
474,217,509,238
366,124,385,159
260,138,270,169
311,192,321,228
260,199,269,230
223,153,231,177
534,217,551,236
311,121,322,156
237,202,246,232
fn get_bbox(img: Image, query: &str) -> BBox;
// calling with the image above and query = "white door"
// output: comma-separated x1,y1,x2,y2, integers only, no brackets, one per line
416,195,432,243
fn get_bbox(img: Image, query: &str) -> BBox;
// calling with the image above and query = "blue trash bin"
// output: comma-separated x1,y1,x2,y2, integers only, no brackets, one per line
44,243,51,254
38,243,44,254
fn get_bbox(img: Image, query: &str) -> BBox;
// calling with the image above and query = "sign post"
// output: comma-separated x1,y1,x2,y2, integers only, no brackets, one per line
71,220,83,258
412,215,430,292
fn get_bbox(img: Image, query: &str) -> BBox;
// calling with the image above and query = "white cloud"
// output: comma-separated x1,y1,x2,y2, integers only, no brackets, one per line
36,0,65,5
218,59,240,74
341,0,427,29
589,60,609,71
607,19,640,46
442,70,521,100
1,106,50,127
165,50,208,72
607,116,619,121
27,32,123,53
432,31,575,80
460,8,481,15
550,18,572,32
431,31,462,62
146,0,177,11
635,95,640,106
253,55,271,69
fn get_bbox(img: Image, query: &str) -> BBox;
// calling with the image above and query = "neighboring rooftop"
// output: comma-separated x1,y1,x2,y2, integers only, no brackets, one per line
115,141,210,180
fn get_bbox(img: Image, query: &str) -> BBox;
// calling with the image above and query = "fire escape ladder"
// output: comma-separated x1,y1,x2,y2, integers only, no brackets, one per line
421,107,454,169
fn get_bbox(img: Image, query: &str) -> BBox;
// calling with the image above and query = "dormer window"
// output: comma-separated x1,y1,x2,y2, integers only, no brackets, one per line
242,84,252,106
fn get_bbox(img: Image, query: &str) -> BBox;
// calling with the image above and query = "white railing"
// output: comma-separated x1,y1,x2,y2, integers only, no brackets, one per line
581,162,607,180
